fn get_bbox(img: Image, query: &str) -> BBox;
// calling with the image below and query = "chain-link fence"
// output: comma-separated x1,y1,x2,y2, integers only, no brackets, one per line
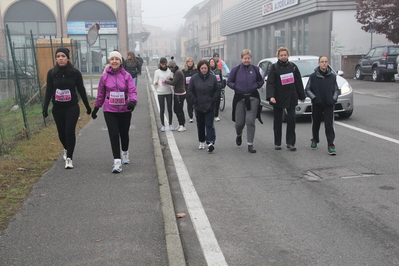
0,26,79,155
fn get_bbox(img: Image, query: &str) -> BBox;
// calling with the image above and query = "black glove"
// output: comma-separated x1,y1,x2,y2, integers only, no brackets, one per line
42,110,48,118
86,106,92,115
127,101,136,111
311,97,317,104
91,107,99,119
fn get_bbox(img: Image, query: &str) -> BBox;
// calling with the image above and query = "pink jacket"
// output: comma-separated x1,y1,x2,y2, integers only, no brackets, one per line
95,67,137,112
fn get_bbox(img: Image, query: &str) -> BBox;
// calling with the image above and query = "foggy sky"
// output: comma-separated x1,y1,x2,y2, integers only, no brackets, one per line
141,0,204,30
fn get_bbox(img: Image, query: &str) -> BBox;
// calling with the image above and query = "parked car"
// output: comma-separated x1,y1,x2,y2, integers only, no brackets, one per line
152,54,160,62
355,45,399,82
395,55,399,83
258,55,354,120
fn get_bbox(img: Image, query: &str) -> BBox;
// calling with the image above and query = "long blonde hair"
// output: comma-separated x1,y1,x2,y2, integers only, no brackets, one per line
184,57,197,71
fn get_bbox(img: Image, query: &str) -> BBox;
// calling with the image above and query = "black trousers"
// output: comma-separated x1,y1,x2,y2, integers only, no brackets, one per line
273,106,296,146
311,105,335,146
104,111,132,159
174,94,186,126
158,94,173,126
52,104,80,159
187,98,194,119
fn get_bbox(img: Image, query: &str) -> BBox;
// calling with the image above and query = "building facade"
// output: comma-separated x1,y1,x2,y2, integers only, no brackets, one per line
0,0,130,73
220,0,395,70
141,24,177,61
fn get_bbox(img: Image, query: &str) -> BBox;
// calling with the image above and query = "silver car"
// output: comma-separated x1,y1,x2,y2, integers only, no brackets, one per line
257,55,354,120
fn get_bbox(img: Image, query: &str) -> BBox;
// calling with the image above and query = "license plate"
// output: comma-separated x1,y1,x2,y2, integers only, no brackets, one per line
387,64,394,69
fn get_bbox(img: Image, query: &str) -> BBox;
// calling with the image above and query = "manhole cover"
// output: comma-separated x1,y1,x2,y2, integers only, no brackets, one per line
303,167,375,181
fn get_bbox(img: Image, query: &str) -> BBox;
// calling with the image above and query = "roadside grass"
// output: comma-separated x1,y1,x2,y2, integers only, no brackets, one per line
0,99,95,232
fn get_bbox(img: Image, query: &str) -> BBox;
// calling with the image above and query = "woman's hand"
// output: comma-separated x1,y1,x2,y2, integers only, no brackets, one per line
270,97,276,104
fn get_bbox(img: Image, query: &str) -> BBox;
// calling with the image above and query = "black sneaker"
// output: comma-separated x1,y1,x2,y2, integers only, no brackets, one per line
248,145,256,153
236,135,242,146
275,145,282,150
207,143,215,152
287,144,296,151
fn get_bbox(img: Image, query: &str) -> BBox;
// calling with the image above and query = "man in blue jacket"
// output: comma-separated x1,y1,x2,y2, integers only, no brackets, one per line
305,56,340,155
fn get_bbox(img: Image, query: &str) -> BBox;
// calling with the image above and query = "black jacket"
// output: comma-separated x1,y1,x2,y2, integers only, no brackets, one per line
305,66,340,106
182,67,199,90
187,72,219,113
266,60,306,109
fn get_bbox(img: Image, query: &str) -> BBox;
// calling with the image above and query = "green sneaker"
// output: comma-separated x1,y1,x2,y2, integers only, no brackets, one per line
311,140,317,150
328,146,336,155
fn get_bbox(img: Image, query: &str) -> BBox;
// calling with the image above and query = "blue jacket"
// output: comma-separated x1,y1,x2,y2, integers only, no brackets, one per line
227,64,264,94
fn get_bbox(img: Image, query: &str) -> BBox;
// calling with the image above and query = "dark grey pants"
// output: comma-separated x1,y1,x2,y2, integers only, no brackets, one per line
235,97,259,145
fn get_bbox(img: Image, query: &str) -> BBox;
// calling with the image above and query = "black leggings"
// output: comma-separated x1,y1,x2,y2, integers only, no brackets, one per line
104,112,132,159
158,94,173,126
52,104,80,159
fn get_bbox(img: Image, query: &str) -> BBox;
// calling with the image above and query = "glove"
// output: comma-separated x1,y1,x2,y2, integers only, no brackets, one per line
127,101,136,111
91,107,99,119
311,97,317,104
86,106,92,115
42,110,48,118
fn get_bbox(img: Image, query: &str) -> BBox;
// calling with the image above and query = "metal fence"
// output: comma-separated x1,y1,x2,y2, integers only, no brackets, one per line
0,25,79,155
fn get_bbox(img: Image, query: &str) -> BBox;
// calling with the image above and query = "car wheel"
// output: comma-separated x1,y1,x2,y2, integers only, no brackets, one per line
338,110,353,118
355,67,364,80
372,68,382,82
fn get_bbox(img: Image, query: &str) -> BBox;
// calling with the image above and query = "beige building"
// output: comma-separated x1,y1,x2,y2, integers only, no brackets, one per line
0,0,129,73
141,24,177,61
183,0,240,62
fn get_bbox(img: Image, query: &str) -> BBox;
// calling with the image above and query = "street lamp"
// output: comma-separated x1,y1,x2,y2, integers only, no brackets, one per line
369,21,375,49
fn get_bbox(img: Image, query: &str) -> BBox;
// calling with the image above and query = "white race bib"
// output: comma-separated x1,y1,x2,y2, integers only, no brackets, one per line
55,89,71,102
109,91,126,105
280,73,295,85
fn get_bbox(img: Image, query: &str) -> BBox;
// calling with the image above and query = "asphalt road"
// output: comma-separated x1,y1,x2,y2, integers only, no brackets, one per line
153,70,399,265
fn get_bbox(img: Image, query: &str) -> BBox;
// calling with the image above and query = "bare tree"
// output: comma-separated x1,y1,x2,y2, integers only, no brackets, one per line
355,0,399,44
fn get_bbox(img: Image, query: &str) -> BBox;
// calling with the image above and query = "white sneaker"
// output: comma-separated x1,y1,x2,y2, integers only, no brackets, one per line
63,149,67,160
189,118,193,123
214,117,220,122
169,125,175,131
122,152,130,164
177,125,186,132
65,158,73,169
160,126,165,132
198,142,205,150
112,159,122,173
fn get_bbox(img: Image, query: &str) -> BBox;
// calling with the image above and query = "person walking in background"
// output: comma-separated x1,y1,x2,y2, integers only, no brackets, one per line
209,58,223,122
136,54,144,74
91,51,137,173
153,57,174,132
42,47,92,169
213,52,230,75
266,47,306,151
165,61,187,132
305,56,339,155
182,57,198,123
124,51,140,88
187,60,220,152
227,49,264,153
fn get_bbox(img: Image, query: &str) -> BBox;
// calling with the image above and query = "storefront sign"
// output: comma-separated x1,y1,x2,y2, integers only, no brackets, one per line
67,21,117,34
262,0,299,16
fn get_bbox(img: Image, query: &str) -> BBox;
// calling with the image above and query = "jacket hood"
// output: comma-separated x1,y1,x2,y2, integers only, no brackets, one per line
314,65,333,77
106,66,126,75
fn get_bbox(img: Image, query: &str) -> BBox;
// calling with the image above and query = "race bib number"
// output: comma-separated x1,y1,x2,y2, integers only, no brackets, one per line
280,73,295,85
216,75,221,82
186,77,191,84
55,89,71,102
161,79,166,85
109,92,126,105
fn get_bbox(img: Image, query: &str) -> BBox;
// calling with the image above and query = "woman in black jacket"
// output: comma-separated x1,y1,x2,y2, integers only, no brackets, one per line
187,60,220,152
42,47,92,169
124,51,140,88
266,47,306,151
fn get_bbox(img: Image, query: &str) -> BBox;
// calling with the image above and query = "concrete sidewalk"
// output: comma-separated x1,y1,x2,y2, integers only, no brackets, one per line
0,72,185,265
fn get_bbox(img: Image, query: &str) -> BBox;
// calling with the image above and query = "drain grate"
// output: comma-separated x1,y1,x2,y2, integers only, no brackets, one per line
303,166,377,181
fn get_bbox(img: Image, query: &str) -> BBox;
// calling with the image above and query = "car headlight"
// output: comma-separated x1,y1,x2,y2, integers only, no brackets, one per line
340,82,352,95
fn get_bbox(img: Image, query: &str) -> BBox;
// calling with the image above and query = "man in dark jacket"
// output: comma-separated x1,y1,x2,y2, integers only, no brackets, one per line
165,61,187,132
305,56,340,155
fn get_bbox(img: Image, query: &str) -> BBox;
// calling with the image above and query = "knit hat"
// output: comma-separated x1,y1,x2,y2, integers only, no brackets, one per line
213,53,219,57
109,51,123,61
55,47,70,59
167,61,177,68
159,57,167,64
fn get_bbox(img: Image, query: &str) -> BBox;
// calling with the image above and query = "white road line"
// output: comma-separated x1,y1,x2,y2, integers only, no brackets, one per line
335,121,399,145
148,68,228,266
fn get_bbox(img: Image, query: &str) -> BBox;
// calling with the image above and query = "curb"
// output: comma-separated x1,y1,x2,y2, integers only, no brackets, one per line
145,68,186,266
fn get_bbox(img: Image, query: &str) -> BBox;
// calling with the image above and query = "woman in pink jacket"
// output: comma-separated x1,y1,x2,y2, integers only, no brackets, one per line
91,51,137,173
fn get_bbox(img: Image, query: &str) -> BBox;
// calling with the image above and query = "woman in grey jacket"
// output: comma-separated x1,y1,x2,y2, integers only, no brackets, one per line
187,60,220,152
